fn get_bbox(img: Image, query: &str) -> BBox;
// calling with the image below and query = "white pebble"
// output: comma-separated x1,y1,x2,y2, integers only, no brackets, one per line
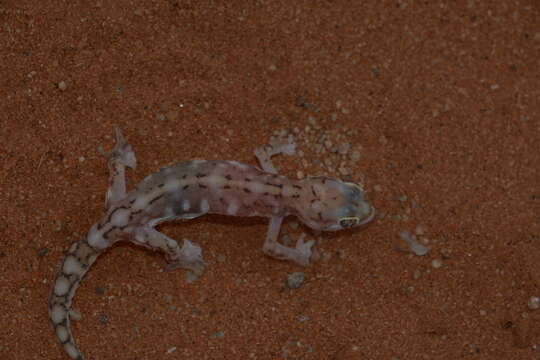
528,296,540,310
400,231,429,256
431,259,443,269
58,81,67,91
415,224,426,236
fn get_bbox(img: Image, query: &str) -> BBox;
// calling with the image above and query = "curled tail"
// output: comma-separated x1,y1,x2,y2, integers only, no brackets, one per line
49,238,103,360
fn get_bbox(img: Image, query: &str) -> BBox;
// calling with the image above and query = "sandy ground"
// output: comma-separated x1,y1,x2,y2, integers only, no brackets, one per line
1,1,539,359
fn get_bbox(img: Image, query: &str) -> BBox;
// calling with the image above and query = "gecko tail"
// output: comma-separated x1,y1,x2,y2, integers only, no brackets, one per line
49,237,103,360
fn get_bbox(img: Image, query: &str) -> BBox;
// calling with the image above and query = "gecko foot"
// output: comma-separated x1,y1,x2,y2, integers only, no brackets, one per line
98,125,137,169
165,239,206,276
263,233,314,267
294,234,315,266
254,134,296,174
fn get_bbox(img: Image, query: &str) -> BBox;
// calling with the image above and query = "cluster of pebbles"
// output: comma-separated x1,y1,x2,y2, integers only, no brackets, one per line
271,113,363,183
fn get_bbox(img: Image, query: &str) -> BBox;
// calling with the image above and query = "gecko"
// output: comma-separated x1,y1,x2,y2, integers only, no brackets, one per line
48,126,375,360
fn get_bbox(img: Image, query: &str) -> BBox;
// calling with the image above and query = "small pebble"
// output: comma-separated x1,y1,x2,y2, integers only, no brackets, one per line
349,151,362,162
400,231,429,256
58,81,67,91
440,248,452,259
338,166,350,176
211,331,225,338
528,296,540,310
431,259,443,269
216,254,226,263
337,143,351,155
37,248,48,257
95,287,105,295
286,272,305,289
415,224,426,236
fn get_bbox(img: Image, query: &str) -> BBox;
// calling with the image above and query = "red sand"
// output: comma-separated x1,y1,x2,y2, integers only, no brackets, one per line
1,1,539,359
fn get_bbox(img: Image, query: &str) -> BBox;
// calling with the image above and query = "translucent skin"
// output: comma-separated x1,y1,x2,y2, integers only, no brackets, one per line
49,128,374,360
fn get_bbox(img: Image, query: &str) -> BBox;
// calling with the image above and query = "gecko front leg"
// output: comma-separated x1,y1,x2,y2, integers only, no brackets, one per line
254,135,295,174
263,216,314,266
255,136,315,266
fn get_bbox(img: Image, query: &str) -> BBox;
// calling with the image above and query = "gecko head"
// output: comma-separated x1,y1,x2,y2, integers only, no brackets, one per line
295,177,375,232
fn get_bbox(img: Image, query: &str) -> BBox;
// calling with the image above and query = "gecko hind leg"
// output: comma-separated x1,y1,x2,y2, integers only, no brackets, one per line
262,216,314,266
98,125,137,209
254,134,296,174
133,227,206,276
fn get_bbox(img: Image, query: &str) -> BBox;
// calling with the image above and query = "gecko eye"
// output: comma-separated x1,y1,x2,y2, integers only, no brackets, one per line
339,217,360,228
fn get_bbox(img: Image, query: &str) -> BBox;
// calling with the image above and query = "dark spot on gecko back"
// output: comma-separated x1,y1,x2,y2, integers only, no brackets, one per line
148,194,164,205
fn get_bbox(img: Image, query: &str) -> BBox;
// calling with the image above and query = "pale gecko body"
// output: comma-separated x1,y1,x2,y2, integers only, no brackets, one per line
49,127,374,360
